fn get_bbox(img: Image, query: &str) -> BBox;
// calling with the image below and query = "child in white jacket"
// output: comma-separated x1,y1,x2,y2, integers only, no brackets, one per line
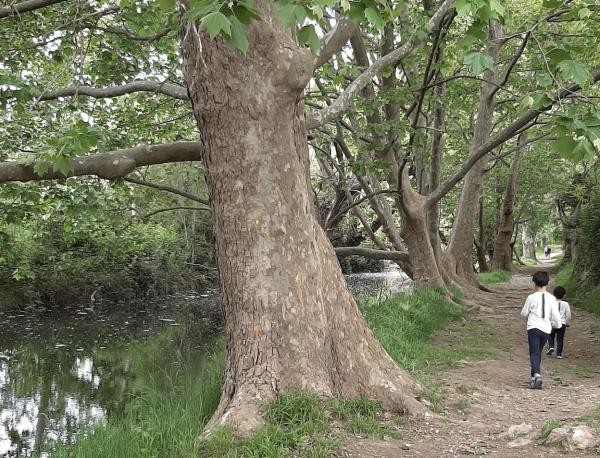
521,271,562,389
546,286,572,359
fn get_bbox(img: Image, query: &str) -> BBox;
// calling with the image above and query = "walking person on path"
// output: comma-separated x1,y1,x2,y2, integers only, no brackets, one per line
520,271,562,389
546,286,572,359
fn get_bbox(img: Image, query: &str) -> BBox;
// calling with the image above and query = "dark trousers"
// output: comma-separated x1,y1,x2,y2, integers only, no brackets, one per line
549,326,567,356
528,328,549,377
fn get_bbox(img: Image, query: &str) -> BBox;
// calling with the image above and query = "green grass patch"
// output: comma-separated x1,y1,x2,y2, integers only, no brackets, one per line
540,419,562,442
477,269,511,284
580,407,600,431
52,340,225,458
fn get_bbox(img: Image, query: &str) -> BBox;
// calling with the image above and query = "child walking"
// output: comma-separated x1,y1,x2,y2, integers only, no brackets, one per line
520,271,562,389
546,286,572,359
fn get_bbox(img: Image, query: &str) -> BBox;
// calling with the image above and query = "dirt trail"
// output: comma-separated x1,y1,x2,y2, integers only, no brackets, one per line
342,255,600,457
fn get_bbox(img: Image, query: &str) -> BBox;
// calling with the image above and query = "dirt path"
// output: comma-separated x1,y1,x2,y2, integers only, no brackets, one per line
342,256,600,457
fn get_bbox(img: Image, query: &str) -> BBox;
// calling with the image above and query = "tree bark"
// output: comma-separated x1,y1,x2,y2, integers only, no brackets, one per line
398,168,446,287
522,224,537,260
475,197,489,272
444,21,503,286
180,3,424,434
491,133,526,271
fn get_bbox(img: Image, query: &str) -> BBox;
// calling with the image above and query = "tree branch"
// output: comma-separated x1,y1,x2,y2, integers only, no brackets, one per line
0,141,201,183
34,81,189,102
0,0,68,19
489,31,530,99
314,18,358,70
306,0,455,129
90,25,172,42
123,176,209,205
334,246,410,264
426,69,600,208
142,206,211,220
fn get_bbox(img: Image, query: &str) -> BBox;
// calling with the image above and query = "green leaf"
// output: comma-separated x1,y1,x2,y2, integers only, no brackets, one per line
340,0,350,11
454,0,472,16
464,51,493,75
489,0,505,16
552,136,577,160
531,93,553,110
578,7,592,18
547,48,571,66
571,139,595,163
157,0,176,12
558,60,590,86
228,17,249,53
364,7,385,31
53,156,74,176
33,162,49,177
199,11,232,39
297,25,320,54
536,73,553,88
233,0,261,24
275,4,306,28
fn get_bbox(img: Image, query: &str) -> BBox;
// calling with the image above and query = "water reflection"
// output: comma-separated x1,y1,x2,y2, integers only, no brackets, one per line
0,295,221,457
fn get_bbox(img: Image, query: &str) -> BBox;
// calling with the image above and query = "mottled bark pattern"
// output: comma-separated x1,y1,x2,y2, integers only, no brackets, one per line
181,2,423,434
491,134,525,271
445,22,503,286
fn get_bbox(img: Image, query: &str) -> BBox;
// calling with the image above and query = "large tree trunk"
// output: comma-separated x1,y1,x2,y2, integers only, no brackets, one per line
181,4,424,434
491,133,526,271
399,168,446,288
444,22,502,286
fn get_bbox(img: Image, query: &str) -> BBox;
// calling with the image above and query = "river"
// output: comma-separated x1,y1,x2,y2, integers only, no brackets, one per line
0,268,411,457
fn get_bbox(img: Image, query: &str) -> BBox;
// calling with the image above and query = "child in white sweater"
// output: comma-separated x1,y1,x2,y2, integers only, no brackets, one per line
546,286,572,359
521,271,562,389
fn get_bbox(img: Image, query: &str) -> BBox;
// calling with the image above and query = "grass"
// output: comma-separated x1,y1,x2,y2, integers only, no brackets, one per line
580,406,600,431
540,419,562,442
51,340,225,458
53,287,492,457
477,269,511,284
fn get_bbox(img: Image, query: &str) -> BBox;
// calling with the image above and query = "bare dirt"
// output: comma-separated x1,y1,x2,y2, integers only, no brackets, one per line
341,255,600,457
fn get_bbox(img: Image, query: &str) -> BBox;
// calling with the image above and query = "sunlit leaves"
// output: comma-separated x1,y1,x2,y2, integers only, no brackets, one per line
275,4,308,27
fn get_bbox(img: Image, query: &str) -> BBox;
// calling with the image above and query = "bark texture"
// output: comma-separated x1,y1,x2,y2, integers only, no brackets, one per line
180,3,423,434
491,133,526,271
444,21,502,286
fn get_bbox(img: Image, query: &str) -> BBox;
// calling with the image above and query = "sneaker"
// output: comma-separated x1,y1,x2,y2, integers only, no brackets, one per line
532,373,543,389
556,355,563,359
546,347,555,356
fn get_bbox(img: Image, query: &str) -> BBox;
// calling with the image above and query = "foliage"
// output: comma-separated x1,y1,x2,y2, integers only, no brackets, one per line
478,269,511,284
540,419,562,442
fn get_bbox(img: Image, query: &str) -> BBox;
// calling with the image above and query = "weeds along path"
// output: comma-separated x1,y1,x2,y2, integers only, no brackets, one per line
342,257,600,457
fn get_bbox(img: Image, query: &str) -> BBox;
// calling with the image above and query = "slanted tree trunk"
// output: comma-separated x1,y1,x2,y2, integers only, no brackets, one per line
522,224,537,260
398,168,446,288
475,197,489,272
181,3,424,434
444,21,502,286
491,133,526,271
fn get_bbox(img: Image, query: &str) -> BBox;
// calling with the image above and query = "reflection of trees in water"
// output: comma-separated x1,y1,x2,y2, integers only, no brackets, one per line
0,306,220,456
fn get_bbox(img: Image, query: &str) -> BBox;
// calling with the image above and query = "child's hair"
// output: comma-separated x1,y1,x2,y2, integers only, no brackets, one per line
532,271,550,287
553,286,566,299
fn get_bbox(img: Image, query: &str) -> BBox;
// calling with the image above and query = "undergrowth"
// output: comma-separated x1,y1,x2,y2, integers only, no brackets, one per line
477,269,511,284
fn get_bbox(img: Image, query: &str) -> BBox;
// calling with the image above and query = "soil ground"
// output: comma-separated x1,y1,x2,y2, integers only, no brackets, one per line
341,254,600,457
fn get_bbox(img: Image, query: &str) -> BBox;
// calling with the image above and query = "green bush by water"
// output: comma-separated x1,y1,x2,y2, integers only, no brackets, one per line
477,270,511,284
